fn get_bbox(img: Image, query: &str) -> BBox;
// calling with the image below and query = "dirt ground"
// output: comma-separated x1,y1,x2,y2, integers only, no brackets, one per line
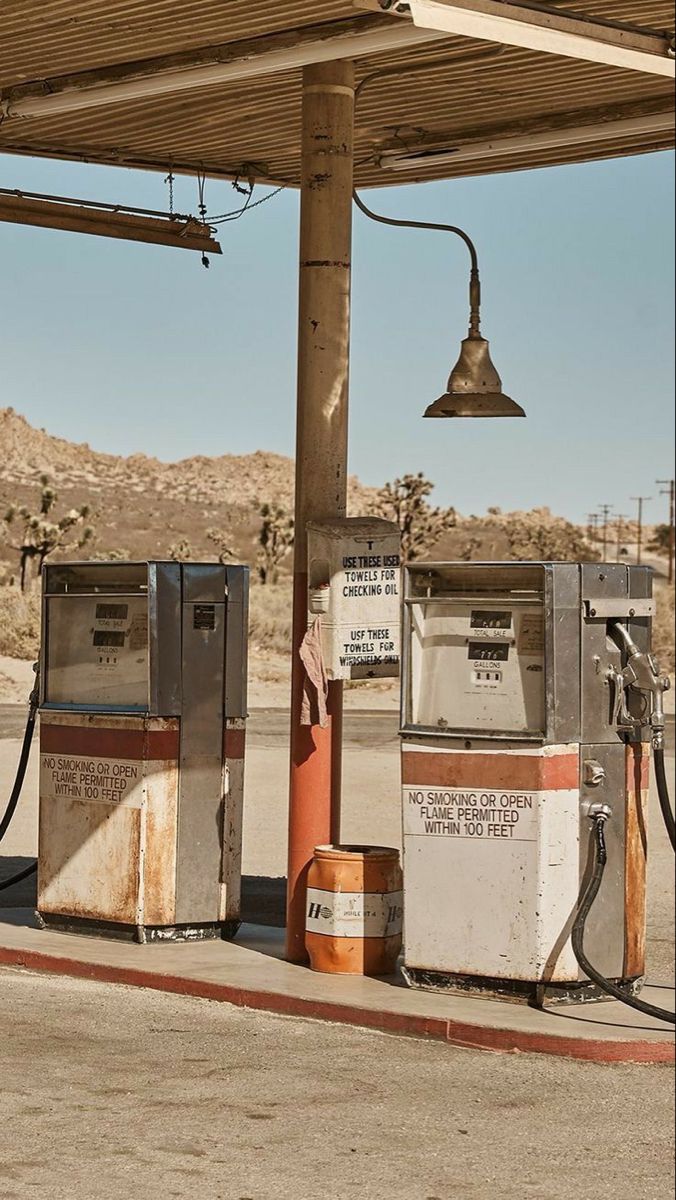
0,651,401,710
0,967,674,1200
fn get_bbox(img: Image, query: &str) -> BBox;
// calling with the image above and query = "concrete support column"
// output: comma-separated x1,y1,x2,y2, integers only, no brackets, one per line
286,60,355,963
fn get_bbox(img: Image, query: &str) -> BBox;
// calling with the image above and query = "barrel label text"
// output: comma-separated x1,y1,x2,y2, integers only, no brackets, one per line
306,888,404,939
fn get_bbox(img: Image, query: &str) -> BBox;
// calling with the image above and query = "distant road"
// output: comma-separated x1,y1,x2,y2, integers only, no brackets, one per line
613,547,669,580
0,704,672,748
0,705,400,746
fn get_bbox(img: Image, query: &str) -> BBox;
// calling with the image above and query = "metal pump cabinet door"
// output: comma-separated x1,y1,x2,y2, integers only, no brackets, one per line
37,560,249,943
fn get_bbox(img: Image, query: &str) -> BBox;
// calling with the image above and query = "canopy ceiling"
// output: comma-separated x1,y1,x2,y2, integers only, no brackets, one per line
0,1,673,189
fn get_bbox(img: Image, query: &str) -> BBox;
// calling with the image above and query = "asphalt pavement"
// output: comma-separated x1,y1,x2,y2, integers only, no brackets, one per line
1,967,674,1200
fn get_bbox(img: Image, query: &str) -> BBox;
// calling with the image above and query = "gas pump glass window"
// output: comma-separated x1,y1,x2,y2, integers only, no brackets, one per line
44,564,149,710
405,565,546,737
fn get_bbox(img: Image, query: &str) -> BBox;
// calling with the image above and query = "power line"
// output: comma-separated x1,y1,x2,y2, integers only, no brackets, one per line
614,514,627,563
598,504,613,561
630,496,652,566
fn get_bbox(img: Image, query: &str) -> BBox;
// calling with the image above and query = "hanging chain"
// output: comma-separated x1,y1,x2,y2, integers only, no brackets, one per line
208,185,284,224
164,170,175,216
196,169,210,269
197,169,208,224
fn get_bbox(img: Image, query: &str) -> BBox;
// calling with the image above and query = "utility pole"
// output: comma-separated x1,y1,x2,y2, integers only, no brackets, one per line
599,504,613,560
657,478,675,585
587,512,600,542
615,514,626,563
631,496,651,566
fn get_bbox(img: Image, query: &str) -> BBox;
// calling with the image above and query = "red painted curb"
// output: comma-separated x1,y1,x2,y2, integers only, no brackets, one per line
1,945,673,1064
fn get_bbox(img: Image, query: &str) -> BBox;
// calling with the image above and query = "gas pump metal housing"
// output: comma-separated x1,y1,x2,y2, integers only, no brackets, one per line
37,561,249,943
400,562,654,1004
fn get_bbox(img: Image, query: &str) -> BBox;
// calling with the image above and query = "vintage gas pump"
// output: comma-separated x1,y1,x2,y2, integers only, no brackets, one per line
36,560,249,943
400,562,671,1008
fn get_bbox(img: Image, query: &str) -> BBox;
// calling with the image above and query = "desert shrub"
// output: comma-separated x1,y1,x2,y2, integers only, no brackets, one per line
648,524,673,558
496,508,597,562
248,580,292,656
0,584,41,659
168,539,193,562
653,585,675,674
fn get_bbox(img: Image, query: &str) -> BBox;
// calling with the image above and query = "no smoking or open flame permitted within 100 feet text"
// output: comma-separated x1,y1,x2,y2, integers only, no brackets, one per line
404,788,539,841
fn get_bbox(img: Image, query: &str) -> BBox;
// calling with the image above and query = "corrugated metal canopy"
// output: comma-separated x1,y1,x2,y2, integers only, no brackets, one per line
0,1,673,188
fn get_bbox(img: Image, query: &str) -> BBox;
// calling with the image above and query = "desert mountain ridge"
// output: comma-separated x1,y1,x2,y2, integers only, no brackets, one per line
0,406,373,511
0,406,376,568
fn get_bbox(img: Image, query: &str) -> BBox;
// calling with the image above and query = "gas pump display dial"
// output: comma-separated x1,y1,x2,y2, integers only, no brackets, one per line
93,631,126,648
470,611,512,630
468,643,510,662
405,566,547,736
45,593,149,708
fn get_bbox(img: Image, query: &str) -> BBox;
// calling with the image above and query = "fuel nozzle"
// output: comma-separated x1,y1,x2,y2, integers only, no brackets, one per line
609,621,671,747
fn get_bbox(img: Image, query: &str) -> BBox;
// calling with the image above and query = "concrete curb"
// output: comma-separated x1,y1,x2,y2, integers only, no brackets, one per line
1,944,673,1064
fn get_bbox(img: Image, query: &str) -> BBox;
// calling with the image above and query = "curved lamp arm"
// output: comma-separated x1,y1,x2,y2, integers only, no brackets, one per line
352,188,482,337
351,49,524,418
351,46,503,339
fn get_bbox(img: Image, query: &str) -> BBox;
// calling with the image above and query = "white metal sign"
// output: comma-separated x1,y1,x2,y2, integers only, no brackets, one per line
404,786,539,843
40,753,145,809
307,518,401,681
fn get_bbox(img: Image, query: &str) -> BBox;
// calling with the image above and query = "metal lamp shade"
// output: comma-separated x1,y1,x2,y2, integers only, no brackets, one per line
425,334,525,418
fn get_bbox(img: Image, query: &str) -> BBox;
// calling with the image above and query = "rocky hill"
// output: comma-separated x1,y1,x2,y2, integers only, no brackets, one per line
0,406,666,581
0,407,374,573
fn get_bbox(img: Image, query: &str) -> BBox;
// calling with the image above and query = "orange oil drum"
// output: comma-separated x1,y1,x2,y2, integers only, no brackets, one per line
305,845,403,976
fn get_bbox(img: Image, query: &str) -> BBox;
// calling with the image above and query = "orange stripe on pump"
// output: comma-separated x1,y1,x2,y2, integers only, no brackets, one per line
40,724,180,763
401,750,579,792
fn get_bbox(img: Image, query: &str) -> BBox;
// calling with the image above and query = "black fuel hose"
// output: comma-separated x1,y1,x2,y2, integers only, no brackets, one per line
0,699,38,843
0,861,37,892
572,813,675,1025
0,670,39,893
654,745,676,850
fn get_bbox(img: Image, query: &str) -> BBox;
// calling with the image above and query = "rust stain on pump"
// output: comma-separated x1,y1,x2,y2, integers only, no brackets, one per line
624,743,650,980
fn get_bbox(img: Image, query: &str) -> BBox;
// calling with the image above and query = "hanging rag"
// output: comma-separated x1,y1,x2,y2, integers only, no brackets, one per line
300,618,329,728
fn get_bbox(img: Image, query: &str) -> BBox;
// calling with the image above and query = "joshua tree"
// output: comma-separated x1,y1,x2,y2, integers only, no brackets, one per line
168,539,193,562
257,503,294,585
206,528,237,565
2,475,94,591
460,536,483,562
373,473,456,563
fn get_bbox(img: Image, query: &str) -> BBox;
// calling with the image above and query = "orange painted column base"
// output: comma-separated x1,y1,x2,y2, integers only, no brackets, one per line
286,573,343,964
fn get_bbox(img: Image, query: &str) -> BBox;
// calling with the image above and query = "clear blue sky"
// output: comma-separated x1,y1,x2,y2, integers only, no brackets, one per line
1,148,674,526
